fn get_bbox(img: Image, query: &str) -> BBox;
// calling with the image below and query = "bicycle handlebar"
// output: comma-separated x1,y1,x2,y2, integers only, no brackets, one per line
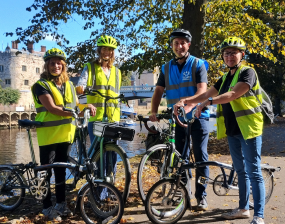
138,108,172,134
63,107,90,129
175,107,196,128
83,88,127,102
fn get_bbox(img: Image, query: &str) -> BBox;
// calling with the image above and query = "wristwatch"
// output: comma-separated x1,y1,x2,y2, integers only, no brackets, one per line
208,97,213,105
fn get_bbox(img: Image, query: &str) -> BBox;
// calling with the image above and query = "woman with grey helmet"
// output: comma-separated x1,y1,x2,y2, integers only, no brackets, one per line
174,37,265,224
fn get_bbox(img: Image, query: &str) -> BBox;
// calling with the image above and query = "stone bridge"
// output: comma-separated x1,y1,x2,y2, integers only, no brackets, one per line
0,111,37,128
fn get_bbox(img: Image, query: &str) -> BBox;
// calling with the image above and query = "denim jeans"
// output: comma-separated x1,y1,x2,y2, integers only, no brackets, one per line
88,121,117,199
175,118,209,199
227,134,265,218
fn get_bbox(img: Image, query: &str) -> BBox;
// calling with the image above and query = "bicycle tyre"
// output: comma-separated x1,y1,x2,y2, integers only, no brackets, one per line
145,178,188,224
79,181,124,224
137,144,181,203
91,143,131,203
249,169,274,208
0,167,25,211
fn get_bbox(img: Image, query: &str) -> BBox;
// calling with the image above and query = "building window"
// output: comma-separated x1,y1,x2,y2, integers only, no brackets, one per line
36,67,40,73
5,79,11,85
0,65,3,72
24,80,29,85
22,65,27,71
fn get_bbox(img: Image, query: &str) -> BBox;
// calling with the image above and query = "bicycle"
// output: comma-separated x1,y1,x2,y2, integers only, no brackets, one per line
70,88,133,203
145,107,281,224
212,162,280,208
0,108,124,224
137,108,183,204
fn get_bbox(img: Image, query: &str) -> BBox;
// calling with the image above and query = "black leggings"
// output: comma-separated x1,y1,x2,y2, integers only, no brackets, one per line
40,142,71,209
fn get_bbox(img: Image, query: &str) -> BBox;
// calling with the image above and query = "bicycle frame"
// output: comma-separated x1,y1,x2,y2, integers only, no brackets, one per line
77,89,127,180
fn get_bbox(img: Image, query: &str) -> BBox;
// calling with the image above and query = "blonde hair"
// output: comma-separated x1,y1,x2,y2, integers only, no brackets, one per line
93,47,115,69
40,59,69,85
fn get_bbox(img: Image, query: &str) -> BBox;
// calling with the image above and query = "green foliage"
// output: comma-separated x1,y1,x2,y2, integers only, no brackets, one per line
0,87,21,105
121,71,132,86
6,0,285,107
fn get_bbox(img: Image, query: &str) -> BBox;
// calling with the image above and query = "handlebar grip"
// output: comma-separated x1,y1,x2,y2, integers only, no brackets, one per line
138,115,158,134
174,114,188,128
62,107,74,113
144,121,158,134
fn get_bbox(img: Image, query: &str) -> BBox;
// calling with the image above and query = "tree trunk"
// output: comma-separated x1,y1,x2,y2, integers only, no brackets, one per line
182,0,207,58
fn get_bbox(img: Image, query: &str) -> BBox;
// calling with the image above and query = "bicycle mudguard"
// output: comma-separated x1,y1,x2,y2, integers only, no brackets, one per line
260,163,281,172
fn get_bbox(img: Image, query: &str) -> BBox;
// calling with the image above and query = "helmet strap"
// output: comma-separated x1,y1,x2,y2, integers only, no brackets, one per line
174,52,189,63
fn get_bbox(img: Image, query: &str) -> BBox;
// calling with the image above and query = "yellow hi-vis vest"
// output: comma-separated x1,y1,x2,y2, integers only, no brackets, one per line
216,65,263,140
31,79,77,146
85,62,121,122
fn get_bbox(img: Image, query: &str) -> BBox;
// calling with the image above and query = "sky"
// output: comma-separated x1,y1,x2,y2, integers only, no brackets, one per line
0,0,93,53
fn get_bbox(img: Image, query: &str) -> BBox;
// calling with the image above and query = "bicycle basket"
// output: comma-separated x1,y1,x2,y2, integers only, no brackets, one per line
93,121,135,141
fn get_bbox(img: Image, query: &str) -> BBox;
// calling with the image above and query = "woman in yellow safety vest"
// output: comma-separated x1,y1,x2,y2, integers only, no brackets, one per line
76,35,121,199
173,37,265,224
31,48,96,221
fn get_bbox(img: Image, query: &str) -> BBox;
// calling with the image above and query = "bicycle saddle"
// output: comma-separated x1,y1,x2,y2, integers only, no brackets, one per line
18,119,42,128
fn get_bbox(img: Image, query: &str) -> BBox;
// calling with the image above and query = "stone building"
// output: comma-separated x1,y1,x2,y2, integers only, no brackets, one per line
0,41,46,110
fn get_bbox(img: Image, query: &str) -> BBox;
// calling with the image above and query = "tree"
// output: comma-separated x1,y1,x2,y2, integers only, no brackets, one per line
203,0,285,114
121,71,132,86
0,86,21,105
7,0,206,74
6,0,285,112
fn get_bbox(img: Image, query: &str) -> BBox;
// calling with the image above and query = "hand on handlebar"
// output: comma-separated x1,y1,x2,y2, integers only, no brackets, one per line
196,100,209,118
79,104,96,117
149,113,160,122
173,100,185,116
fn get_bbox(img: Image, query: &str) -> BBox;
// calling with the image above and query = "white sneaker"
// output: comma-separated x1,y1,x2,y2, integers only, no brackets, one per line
251,216,265,224
42,206,62,221
221,208,250,220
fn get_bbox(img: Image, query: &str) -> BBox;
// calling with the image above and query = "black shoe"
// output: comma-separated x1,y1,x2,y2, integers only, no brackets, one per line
196,196,208,211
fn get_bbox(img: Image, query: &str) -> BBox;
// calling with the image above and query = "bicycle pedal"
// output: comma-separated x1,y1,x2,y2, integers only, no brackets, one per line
198,176,210,184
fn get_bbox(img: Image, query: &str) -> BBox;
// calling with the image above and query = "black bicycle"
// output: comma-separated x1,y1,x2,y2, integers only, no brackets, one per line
69,89,133,204
0,108,124,224
212,162,280,208
145,107,281,224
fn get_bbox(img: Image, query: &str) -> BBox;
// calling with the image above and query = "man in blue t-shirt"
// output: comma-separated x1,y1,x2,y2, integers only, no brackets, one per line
149,28,210,210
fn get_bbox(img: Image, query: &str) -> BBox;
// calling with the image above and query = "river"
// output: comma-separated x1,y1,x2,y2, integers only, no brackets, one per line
0,119,216,165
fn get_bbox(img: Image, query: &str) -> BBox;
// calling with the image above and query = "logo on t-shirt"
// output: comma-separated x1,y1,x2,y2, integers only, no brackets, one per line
182,71,192,81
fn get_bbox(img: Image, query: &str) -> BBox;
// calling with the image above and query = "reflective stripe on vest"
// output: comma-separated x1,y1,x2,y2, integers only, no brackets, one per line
216,65,263,140
31,79,77,146
85,62,121,122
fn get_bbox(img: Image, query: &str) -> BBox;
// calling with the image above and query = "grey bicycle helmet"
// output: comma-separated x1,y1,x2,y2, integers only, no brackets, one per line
169,29,192,43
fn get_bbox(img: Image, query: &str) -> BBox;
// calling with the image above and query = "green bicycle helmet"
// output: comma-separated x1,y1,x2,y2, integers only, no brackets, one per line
43,48,66,62
221,37,246,51
97,35,118,49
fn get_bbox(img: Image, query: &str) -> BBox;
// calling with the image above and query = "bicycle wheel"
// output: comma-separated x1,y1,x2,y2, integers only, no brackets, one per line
79,181,124,224
145,178,188,224
213,173,238,196
249,169,274,208
137,144,181,203
0,167,25,211
91,143,131,203
69,128,88,164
